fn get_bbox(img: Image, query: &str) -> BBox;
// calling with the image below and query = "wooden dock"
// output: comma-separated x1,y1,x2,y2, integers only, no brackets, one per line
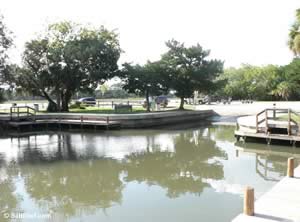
1,107,121,131
232,162,300,222
235,108,300,145
7,119,121,130
235,130,300,143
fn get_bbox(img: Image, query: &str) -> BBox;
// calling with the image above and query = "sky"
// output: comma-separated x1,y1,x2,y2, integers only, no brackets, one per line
1,0,300,68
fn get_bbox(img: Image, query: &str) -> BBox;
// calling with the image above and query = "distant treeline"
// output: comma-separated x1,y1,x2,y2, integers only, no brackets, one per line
217,58,300,101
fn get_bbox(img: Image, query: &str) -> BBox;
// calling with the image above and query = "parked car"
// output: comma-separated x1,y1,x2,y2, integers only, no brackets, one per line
77,97,96,106
184,96,209,105
155,95,169,108
143,96,169,109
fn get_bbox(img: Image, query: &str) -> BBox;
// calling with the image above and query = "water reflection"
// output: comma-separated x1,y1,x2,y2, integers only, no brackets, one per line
21,159,123,217
124,131,226,198
0,167,18,222
235,142,300,182
0,126,296,221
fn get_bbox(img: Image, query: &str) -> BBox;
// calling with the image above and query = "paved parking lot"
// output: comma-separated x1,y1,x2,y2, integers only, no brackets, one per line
196,101,300,117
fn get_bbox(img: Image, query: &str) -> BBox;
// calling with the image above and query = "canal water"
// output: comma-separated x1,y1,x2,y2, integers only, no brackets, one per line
0,125,299,222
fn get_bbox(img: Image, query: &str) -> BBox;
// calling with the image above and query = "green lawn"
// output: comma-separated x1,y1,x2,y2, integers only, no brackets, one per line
1,100,195,115
277,113,300,122
68,106,146,114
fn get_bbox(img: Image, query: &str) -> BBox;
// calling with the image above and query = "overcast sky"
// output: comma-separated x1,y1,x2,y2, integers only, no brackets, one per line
1,0,300,67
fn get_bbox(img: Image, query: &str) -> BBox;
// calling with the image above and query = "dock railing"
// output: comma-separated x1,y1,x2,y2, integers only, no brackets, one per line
255,108,300,135
96,100,143,109
10,106,36,121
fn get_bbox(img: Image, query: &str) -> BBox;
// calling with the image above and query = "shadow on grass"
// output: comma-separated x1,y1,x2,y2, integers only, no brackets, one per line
68,109,146,114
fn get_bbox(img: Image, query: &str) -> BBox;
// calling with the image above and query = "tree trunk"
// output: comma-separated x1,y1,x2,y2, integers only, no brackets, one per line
56,90,61,112
146,90,150,112
42,91,58,112
61,90,72,112
179,96,185,110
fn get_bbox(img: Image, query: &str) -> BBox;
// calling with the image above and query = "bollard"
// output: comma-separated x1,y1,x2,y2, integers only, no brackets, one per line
287,157,294,178
236,149,239,158
273,103,276,119
244,187,254,216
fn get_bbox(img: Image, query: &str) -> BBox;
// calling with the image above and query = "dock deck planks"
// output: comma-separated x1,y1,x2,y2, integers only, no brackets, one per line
235,130,300,142
232,166,300,222
7,119,121,129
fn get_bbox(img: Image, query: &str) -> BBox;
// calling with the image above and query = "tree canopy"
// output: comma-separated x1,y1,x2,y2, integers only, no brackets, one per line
274,58,300,100
288,9,300,56
219,65,279,100
161,40,223,109
217,60,300,101
0,15,12,80
121,61,170,111
13,21,121,111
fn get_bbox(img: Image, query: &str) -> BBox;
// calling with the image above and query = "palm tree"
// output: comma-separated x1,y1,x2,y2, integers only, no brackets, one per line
271,81,292,101
288,9,300,56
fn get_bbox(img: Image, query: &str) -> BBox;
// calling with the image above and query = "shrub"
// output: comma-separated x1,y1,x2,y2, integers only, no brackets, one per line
69,102,86,109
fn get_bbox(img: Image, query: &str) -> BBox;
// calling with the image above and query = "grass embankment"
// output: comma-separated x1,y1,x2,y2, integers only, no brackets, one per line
277,113,300,122
68,106,146,114
0,100,197,114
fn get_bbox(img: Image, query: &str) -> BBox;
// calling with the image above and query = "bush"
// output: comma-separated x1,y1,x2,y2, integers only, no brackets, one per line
69,102,86,109
0,90,6,103
69,103,79,109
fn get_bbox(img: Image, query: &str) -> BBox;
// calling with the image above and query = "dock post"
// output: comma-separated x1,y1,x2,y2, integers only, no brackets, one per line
288,109,291,136
244,187,254,216
106,116,109,130
287,157,294,178
59,116,61,130
265,110,268,134
255,115,258,133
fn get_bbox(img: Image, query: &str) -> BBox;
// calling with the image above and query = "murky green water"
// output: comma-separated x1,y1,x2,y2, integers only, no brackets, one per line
0,125,299,222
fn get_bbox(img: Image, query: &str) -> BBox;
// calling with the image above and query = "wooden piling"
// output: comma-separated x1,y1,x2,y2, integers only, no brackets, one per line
265,110,268,134
255,115,258,133
244,187,254,216
288,109,291,136
287,157,294,178
106,116,109,130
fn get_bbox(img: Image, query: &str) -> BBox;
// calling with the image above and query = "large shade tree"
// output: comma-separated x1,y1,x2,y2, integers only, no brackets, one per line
0,15,12,79
161,40,223,109
14,22,121,112
0,15,13,102
121,61,170,112
288,9,300,56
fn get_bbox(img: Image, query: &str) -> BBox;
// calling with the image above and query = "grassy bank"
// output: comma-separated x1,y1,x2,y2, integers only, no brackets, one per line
277,113,300,122
68,106,146,114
